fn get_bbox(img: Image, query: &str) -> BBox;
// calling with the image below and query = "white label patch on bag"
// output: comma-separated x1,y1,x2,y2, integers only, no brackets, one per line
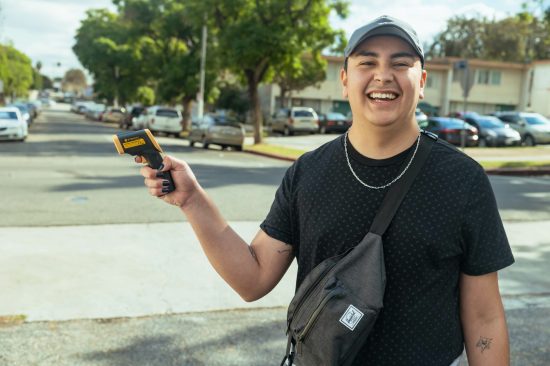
339,305,364,331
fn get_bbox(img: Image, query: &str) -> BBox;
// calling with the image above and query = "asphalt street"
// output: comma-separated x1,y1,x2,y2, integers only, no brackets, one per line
1,105,549,365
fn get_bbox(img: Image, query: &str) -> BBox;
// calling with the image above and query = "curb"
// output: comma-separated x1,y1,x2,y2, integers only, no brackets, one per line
244,149,298,162
245,148,550,177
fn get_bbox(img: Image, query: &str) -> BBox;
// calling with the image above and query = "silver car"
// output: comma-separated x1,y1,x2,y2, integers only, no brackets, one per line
189,114,245,151
270,107,319,135
493,112,550,146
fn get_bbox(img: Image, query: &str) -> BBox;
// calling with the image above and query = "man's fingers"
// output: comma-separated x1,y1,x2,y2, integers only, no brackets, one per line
140,165,156,179
134,155,143,164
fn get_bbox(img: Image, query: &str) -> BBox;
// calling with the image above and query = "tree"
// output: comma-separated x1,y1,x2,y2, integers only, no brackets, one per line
113,0,219,130
275,52,327,108
73,9,145,105
215,83,250,119
427,8,550,63
191,0,348,144
136,86,155,106
0,44,34,99
62,68,87,94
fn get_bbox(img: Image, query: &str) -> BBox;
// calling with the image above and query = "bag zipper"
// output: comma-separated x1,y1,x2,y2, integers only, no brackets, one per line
296,285,344,355
288,247,354,334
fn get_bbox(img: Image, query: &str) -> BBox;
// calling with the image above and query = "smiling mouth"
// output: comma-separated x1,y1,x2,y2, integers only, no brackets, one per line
367,92,399,101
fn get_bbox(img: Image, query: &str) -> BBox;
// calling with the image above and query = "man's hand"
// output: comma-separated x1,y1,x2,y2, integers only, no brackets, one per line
136,155,200,208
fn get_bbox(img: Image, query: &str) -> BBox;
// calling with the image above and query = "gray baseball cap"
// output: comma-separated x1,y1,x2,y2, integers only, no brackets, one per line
344,15,424,67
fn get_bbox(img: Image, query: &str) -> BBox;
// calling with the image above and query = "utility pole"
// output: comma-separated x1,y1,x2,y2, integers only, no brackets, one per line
114,66,119,107
198,15,207,121
454,60,475,150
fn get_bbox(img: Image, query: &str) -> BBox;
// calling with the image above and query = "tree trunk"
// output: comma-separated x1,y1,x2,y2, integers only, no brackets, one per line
181,97,194,132
246,71,263,144
279,86,287,108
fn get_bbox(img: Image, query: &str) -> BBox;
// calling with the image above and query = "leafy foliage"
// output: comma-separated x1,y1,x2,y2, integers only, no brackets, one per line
0,44,34,98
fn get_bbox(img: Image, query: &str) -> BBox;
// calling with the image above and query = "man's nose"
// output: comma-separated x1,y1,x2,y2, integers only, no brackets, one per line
373,65,394,83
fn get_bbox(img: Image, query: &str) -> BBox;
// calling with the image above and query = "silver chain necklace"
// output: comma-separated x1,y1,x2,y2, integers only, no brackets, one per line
343,130,421,190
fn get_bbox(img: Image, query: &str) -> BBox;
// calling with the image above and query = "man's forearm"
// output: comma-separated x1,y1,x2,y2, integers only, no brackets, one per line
180,187,263,300
463,315,510,366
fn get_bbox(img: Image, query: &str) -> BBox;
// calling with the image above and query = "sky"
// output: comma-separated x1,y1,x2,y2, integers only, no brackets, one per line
0,0,529,81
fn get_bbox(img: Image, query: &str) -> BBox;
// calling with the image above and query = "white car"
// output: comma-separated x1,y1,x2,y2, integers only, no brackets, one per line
144,106,183,136
0,107,28,142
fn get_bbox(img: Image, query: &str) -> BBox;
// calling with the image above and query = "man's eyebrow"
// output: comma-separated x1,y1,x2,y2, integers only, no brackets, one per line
353,51,416,59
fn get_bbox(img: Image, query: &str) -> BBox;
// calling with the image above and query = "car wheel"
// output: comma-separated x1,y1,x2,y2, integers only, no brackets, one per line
524,135,536,146
478,138,487,147
202,137,209,149
320,126,327,134
283,126,290,136
235,145,243,151
189,140,195,147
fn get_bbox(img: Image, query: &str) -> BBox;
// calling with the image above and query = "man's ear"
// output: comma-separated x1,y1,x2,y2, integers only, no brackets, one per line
418,69,427,100
340,68,348,99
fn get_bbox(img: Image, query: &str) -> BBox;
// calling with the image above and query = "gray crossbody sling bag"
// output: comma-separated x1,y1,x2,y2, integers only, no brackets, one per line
281,132,436,366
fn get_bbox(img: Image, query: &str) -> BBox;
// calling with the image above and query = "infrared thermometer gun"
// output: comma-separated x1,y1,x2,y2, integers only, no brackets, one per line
112,129,175,194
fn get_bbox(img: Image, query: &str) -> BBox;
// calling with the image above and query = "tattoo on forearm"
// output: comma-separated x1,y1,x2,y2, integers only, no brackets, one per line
248,246,257,260
277,249,291,254
476,336,493,353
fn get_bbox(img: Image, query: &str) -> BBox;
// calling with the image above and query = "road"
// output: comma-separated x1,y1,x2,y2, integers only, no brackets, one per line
0,105,549,365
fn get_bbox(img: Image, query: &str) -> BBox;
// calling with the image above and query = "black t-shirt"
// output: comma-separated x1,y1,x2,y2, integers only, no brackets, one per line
261,134,514,366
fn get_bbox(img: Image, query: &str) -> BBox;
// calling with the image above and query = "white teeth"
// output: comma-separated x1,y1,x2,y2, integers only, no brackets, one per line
368,92,397,100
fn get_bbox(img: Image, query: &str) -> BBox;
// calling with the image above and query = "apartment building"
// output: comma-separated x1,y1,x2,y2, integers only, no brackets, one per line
259,55,550,119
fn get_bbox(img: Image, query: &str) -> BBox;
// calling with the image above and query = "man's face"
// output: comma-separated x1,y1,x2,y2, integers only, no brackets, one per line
341,35,426,129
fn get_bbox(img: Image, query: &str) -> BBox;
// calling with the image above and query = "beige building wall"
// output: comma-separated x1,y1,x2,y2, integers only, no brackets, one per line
260,55,550,119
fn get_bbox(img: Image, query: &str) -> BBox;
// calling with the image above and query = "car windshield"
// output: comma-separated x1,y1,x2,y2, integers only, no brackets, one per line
294,110,314,118
477,117,504,128
156,109,179,118
326,113,346,120
437,119,470,129
0,111,18,119
523,115,550,125
214,116,240,127
11,105,29,113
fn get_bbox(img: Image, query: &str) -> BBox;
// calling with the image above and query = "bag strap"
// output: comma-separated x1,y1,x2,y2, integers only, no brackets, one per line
369,131,436,236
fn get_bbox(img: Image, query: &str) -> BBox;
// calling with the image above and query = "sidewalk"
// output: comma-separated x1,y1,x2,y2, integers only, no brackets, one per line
0,220,548,322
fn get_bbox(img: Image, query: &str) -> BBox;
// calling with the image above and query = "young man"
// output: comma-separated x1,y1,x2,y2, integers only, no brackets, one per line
138,15,514,366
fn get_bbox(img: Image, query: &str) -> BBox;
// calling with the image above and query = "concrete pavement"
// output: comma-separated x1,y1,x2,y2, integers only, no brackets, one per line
1,219,548,322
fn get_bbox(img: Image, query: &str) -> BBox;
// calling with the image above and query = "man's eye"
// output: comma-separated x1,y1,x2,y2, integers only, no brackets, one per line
394,62,411,67
360,61,376,66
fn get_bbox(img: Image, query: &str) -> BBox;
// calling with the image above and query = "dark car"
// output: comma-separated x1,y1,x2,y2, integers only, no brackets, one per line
421,117,479,147
119,106,145,129
318,112,351,134
463,115,521,147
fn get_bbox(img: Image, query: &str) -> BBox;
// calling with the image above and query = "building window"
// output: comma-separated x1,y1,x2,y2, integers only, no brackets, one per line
477,69,490,84
476,69,501,85
490,71,501,85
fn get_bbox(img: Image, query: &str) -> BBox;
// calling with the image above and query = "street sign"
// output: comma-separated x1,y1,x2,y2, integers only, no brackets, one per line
454,60,475,98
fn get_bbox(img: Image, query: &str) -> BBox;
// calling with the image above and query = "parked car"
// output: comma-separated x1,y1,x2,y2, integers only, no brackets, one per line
7,103,33,125
145,106,183,137
421,117,479,147
84,103,106,121
102,107,127,124
462,115,521,147
131,108,149,130
318,112,351,134
270,107,319,135
492,112,550,146
415,108,428,124
0,107,28,141
188,114,245,151
120,106,145,129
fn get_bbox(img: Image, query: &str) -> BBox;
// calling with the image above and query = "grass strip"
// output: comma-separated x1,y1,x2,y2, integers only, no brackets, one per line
245,144,306,159
0,314,27,327
478,160,550,170
245,143,550,171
